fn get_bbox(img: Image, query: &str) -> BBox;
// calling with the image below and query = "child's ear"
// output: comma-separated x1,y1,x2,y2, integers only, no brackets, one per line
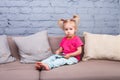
73,15,80,25
58,19,64,29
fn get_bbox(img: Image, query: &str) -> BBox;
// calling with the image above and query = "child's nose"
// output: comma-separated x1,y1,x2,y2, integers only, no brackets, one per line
67,30,70,33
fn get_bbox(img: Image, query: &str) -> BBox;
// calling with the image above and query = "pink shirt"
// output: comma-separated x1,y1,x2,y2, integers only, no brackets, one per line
60,36,83,61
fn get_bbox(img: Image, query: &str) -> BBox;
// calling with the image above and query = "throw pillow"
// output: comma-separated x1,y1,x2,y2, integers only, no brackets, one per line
13,31,52,63
82,32,120,61
0,35,16,64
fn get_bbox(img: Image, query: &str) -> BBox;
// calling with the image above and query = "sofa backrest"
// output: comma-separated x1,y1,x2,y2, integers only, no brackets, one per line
7,36,20,60
7,36,84,60
48,36,63,53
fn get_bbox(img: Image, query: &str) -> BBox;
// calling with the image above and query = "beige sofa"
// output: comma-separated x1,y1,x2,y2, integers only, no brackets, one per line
0,35,120,80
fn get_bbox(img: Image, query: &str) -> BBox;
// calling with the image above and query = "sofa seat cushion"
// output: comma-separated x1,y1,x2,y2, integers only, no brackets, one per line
0,60,35,71
0,61,39,80
0,69,39,80
40,60,120,80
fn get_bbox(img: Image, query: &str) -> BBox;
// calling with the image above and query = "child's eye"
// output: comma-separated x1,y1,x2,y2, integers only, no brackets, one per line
65,29,68,30
70,28,73,30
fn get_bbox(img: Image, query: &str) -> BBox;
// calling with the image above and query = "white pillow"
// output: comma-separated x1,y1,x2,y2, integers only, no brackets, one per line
13,31,52,63
0,35,16,64
82,32,120,61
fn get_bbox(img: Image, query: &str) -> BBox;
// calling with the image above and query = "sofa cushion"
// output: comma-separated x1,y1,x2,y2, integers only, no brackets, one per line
13,31,52,63
0,61,39,80
82,32,120,61
40,60,120,80
0,35,16,64
0,70,39,80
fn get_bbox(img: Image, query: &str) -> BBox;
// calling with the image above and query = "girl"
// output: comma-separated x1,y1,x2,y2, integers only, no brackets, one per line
35,15,83,71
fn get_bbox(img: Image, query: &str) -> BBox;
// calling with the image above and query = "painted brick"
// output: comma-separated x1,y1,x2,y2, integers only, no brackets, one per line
32,7,54,13
80,14,94,21
0,0,119,35
29,14,52,20
7,14,29,21
20,7,32,14
50,0,70,7
4,28,27,35
26,28,44,34
80,21,94,28
28,1,50,7
0,28,4,34
47,27,64,35
0,21,8,27
30,21,56,28
0,14,7,20
54,7,67,14
8,21,31,28
2,1,28,7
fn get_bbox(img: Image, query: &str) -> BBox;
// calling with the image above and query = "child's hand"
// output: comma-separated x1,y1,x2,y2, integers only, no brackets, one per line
64,54,71,59
55,50,60,54
55,47,63,54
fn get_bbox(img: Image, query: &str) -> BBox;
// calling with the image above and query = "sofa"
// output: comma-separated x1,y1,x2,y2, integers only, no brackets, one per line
0,31,120,80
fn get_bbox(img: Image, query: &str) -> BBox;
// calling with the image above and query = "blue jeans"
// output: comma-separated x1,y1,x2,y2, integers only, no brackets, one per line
41,54,78,69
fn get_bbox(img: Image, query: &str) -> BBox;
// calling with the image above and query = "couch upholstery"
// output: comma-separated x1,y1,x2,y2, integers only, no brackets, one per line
0,36,120,80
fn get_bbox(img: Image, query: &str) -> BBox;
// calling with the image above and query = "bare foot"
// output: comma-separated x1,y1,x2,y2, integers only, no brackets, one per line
35,62,42,70
40,63,50,71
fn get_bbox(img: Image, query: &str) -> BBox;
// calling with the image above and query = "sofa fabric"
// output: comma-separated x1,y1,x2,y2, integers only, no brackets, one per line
40,60,120,80
7,36,20,60
0,35,16,64
0,35,120,80
83,32,120,61
13,31,52,63
0,61,39,80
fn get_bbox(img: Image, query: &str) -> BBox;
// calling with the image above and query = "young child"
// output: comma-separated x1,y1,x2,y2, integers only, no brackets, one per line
35,15,83,71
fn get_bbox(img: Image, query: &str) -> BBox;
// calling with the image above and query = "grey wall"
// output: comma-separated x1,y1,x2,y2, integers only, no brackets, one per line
0,0,120,36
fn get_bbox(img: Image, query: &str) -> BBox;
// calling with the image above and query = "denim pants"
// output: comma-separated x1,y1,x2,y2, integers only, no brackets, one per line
41,54,78,69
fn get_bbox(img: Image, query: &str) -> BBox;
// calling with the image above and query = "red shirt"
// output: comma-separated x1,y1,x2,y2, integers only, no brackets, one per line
60,36,83,61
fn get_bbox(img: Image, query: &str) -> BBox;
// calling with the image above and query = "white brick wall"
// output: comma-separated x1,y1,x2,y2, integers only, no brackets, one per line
0,0,119,35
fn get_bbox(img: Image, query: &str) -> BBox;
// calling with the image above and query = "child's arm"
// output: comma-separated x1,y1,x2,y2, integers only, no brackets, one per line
55,47,63,55
64,46,82,59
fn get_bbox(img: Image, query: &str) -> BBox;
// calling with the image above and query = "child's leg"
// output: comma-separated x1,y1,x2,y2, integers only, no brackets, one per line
41,54,62,64
65,57,78,65
41,54,64,70
47,57,78,69
35,54,57,70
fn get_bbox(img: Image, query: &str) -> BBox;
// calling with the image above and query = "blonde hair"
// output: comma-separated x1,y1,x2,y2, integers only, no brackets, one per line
58,15,80,30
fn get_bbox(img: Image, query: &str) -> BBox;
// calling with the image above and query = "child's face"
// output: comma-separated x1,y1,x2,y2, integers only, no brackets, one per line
63,21,76,38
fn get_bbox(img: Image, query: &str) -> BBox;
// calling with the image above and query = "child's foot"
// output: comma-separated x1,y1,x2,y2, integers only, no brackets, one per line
35,62,42,70
40,63,50,71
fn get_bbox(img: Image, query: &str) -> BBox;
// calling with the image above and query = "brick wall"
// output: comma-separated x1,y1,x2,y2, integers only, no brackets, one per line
0,0,120,36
